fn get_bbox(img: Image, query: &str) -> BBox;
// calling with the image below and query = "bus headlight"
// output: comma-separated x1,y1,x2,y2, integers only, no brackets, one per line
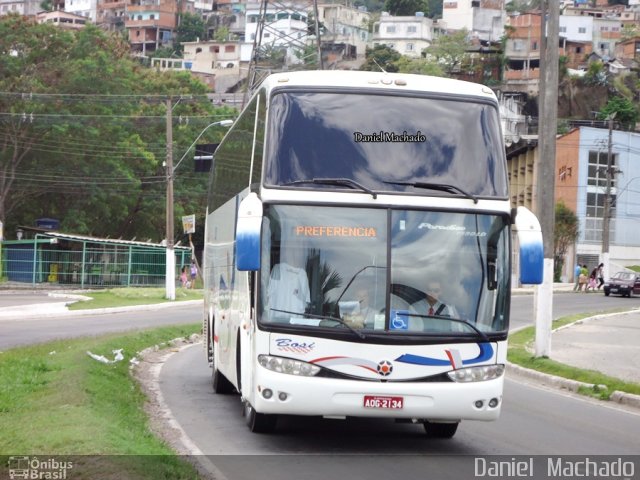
447,364,505,382
258,355,321,377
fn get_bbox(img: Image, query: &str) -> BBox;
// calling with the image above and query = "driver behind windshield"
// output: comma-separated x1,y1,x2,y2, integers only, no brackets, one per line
409,280,459,332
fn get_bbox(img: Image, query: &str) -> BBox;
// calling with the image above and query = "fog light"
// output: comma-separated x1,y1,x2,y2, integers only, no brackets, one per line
262,388,273,399
488,397,499,408
475,400,484,409
278,392,288,401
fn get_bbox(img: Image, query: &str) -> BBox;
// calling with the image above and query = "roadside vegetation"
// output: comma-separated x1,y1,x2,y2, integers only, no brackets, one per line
508,311,640,400
67,287,203,310
0,324,201,478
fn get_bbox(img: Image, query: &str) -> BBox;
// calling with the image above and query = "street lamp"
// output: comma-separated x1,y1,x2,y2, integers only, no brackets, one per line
165,119,234,300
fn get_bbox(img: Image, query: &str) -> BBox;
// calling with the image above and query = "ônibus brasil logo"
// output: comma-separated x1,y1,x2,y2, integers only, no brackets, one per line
7,456,73,479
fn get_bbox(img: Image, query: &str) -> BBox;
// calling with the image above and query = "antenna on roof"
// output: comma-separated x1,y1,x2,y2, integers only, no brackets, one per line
372,58,387,73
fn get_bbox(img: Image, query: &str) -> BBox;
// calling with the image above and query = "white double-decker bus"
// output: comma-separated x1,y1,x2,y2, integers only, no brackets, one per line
203,70,543,436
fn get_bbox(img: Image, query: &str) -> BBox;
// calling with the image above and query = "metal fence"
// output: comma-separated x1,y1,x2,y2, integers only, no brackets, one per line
0,234,192,288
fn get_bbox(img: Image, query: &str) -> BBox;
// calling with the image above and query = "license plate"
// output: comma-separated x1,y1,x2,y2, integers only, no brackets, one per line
611,288,618,292
363,395,404,409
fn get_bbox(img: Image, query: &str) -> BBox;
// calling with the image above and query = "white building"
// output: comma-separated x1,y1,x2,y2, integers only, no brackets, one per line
0,0,39,16
37,9,89,29
64,0,97,22
441,0,506,43
317,2,370,57
242,3,309,63
372,12,434,58
151,39,242,92
559,14,594,44
592,16,621,59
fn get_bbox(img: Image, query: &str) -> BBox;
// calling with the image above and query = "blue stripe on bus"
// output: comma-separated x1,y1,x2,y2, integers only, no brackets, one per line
394,342,494,366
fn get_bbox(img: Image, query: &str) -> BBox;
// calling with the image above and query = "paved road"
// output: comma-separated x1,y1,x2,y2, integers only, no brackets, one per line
159,343,640,480
0,302,202,350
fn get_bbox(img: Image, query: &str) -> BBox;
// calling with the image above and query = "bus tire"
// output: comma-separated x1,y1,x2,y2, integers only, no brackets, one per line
244,402,277,433
212,366,234,394
423,421,458,438
206,326,213,366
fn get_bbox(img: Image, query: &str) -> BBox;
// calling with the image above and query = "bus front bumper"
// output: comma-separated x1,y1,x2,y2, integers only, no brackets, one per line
250,368,504,421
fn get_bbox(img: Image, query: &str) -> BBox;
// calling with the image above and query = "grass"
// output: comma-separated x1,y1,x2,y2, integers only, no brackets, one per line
508,311,640,400
0,324,202,479
67,287,203,310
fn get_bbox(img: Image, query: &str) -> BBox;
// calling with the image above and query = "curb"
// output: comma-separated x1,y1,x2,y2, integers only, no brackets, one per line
0,299,204,320
506,362,640,410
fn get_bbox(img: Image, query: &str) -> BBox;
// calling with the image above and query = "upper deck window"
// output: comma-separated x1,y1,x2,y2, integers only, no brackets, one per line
264,90,508,199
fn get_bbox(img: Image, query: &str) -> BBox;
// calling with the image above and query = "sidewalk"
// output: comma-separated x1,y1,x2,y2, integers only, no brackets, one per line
550,310,640,384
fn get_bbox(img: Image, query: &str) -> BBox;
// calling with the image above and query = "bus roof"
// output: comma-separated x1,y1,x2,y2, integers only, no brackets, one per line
258,70,498,101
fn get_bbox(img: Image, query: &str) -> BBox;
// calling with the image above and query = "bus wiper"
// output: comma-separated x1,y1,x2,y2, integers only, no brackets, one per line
404,312,489,343
269,308,366,339
282,178,377,199
383,181,478,204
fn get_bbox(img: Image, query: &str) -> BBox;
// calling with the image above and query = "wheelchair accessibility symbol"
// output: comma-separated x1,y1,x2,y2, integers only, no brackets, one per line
390,310,409,330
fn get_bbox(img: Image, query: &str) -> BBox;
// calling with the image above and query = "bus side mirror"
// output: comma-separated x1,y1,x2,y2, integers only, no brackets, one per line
236,192,262,271
514,206,543,285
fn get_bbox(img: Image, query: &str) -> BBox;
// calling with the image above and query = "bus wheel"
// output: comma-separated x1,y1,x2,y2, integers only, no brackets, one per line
212,355,234,394
244,402,277,433
423,421,459,438
206,332,214,365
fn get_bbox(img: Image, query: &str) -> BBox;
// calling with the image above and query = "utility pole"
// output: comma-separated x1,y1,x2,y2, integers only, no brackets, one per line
601,114,615,280
165,97,176,300
534,0,559,358
313,0,324,69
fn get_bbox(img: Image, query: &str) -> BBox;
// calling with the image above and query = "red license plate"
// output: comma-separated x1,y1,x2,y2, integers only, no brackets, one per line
363,395,404,409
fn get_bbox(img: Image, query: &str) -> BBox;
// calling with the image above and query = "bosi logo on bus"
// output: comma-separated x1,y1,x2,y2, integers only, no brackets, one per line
274,338,316,354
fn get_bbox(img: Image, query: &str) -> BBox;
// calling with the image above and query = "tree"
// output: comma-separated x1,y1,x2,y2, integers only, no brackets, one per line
505,0,542,13
384,0,428,16
554,202,579,282
360,44,401,72
395,56,444,76
598,96,639,131
0,14,231,243
583,60,607,86
213,26,230,42
621,24,638,41
294,44,320,69
424,29,471,75
176,12,207,46
426,0,442,18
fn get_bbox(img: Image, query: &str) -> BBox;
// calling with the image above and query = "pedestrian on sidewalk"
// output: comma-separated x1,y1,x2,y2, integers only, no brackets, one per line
189,260,198,289
597,263,605,289
180,266,189,288
586,267,598,292
578,264,588,292
573,263,581,292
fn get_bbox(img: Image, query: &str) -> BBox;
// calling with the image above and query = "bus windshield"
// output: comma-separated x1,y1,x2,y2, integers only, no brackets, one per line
259,205,510,336
264,91,508,198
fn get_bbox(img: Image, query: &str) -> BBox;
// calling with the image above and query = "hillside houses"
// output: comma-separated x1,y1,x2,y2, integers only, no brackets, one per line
5,0,640,94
